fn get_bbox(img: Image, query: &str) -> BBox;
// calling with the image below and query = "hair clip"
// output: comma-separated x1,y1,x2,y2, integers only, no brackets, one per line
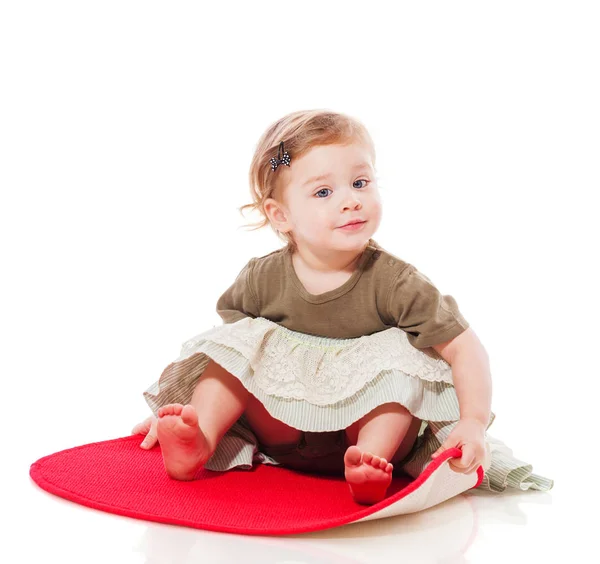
270,141,291,171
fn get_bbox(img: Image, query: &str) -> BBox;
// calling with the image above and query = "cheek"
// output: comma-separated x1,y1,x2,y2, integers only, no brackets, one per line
301,204,329,223
367,199,383,226
372,196,383,215
293,206,321,230
307,211,329,229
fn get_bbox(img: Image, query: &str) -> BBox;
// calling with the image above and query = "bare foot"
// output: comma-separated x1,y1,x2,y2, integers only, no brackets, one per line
344,445,393,505
156,403,212,481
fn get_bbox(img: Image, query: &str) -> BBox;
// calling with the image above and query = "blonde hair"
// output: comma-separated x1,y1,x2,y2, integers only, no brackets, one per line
238,109,377,251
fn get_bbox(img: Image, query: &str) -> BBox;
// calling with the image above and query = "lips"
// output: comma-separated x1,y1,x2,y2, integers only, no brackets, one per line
339,220,366,228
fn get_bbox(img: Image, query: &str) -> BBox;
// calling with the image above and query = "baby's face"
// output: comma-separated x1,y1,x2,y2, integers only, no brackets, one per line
272,142,382,252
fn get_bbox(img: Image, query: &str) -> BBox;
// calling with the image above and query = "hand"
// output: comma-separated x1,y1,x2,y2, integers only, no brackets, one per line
131,415,159,449
430,417,487,474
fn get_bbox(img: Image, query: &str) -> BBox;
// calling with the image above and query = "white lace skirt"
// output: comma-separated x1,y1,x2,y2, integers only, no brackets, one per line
142,317,553,493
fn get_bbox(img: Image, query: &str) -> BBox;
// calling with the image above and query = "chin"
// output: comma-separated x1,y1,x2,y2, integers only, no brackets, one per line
334,236,372,250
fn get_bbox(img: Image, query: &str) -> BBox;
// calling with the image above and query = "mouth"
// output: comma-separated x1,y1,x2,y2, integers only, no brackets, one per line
338,220,367,229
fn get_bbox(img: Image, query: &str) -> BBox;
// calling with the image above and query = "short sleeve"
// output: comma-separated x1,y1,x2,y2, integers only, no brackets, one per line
386,264,469,349
215,259,261,324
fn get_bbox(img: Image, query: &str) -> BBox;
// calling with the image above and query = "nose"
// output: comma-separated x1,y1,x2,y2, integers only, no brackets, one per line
340,188,362,210
342,197,362,211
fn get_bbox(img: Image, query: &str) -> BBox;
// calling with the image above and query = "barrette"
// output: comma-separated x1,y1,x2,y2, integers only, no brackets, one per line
269,141,291,171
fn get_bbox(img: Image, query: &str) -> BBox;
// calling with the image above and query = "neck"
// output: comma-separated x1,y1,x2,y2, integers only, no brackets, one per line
289,239,372,274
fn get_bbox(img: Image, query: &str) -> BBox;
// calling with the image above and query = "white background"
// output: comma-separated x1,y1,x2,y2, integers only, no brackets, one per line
2,1,598,562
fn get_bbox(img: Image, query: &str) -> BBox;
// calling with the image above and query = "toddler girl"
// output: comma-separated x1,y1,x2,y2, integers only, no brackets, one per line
132,109,553,505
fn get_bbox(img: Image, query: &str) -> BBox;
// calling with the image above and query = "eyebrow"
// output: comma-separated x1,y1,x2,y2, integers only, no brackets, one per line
301,162,373,188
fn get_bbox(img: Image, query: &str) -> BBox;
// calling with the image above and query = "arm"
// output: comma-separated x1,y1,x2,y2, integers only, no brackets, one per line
382,262,491,425
432,327,492,427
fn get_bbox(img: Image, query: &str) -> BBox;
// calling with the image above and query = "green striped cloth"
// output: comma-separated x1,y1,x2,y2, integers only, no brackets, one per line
143,318,553,493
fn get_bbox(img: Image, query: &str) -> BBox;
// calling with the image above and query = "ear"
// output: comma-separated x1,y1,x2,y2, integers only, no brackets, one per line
264,197,292,233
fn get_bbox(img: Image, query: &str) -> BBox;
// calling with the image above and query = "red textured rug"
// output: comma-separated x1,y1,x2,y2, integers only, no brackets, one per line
30,435,483,535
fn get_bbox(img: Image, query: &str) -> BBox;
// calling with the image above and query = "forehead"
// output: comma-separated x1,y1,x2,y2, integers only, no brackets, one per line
289,143,373,181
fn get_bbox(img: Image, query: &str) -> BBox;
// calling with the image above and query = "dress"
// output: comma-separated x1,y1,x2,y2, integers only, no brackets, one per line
142,239,553,493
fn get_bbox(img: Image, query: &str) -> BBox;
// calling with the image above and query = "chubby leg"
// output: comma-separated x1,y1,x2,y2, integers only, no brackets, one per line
155,358,303,480
343,402,420,505
345,402,420,462
390,414,422,464
243,394,303,447
156,358,253,480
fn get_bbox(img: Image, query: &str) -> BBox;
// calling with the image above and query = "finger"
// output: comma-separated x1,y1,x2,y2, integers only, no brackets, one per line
142,417,159,448
131,422,145,435
464,463,478,475
472,455,486,473
131,416,152,436
459,444,476,468
449,459,466,473
449,455,473,473
450,460,477,475
140,433,158,449
432,442,451,458
466,454,485,474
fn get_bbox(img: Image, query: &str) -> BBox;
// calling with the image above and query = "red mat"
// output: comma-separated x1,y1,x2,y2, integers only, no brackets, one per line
30,435,483,535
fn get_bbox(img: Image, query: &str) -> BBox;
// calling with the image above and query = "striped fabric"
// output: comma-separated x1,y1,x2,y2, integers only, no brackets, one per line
143,318,553,492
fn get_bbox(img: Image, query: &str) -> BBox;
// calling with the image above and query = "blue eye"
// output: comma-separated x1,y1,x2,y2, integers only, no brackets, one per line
314,179,370,198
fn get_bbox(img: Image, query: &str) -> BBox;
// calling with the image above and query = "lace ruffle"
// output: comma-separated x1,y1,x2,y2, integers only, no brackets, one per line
180,317,453,406
143,317,554,492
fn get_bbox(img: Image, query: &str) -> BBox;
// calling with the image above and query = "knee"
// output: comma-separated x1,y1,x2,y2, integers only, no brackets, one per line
366,402,412,422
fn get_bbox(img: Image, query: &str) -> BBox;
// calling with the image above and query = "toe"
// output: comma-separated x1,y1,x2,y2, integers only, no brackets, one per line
181,404,199,426
362,452,374,465
386,463,393,473
371,455,381,467
344,445,363,467
379,458,388,470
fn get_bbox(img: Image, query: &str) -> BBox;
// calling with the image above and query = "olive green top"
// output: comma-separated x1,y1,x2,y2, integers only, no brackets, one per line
216,238,469,355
